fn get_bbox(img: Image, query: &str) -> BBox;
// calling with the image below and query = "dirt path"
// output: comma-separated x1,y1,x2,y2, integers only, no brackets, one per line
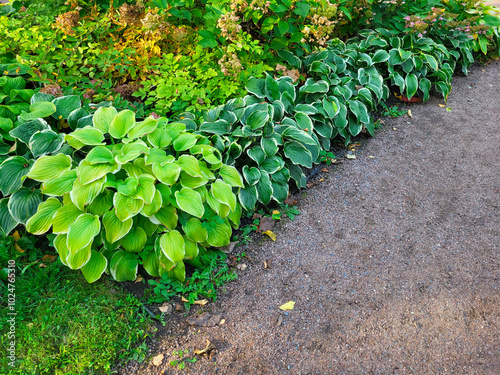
121,62,500,374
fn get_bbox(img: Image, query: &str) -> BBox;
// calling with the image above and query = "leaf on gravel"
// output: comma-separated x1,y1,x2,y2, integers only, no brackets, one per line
408,110,412,118
438,104,446,108
152,354,164,366
159,303,173,314
279,301,296,310
263,230,277,241
446,107,452,112
258,216,275,232
182,296,208,305
187,312,223,327
221,241,238,254
284,195,297,205
194,340,216,355
346,154,356,159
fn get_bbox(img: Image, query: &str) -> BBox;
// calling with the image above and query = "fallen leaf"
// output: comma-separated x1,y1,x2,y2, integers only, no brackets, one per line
252,213,262,220
237,263,248,271
42,254,57,263
284,69,300,82
221,241,238,254
272,210,280,215
159,303,173,314
438,104,446,108
306,181,319,188
369,156,375,159
181,297,209,305
219,319,225,325
258,216,275,232
263,230,277,241
263,260,270,269
349,143,361,149
38,263,47,268
187,313,223,327
346,154,356,160
14,243,25,253
276,315,283,326
134,275,143,283
408,109,412,118
11,231,20,241
279,301,296,310
152,354,164,366
321,168,329,172
194,340,216,355
284,195,297,206
229,255,238,267
392,127,397,130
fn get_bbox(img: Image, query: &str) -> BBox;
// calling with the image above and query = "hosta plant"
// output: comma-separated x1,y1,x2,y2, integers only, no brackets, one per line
24,107,243,283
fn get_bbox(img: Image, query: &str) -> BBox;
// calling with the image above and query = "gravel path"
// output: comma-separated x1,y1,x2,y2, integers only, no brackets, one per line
121,62,500,375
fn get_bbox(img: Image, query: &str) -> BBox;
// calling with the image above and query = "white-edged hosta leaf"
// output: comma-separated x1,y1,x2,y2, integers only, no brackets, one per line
136,214,159,237
183,217,208,243
152,205,178,230
131,174,156,204
102,209,133,243
52,95,81,120
113,192,144,222
114,140,149,164
184,239,199,259
127,117,158,139
66,213,100,254
153,162,181,185
77,160,119,186
108,109,136,139
54,234,69,266
179,171,208,189
66,242,92,270
9,118,50,145
26,197,61,235
283,141,313,168
20,101,57,121
110,250,138,282
242,165,261,186
93,106,117,133
176,154,201,177
219,165,244,187
27,153,72,182
210,179,236,211
159,230,185,263
116,177,138,196
81,250,108,283
206,191,230,218
0,198,18,236
147,128,172,148
238,185,258,211
174,187,204,218
257,171,273,205
65,127,104,149
85,146,114,165
227,203,242,229
140,189,162,216
7,188,42,224
120,226,147,253
52,203,84,234
70,175,105,210
29,129,65,158
87,189,114,216
145,149,169,165
0,156,32,195
143,251,162,277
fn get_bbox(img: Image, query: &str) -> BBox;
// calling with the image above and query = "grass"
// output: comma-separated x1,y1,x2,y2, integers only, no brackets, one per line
0,246,152,375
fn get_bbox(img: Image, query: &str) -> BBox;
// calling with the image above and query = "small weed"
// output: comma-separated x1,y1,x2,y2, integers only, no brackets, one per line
380,102,407,118
319,150,336,165
278,204,301,221
170,349,198,370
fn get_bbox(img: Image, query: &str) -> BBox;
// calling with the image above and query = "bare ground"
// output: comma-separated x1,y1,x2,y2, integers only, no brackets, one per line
117,62,500,375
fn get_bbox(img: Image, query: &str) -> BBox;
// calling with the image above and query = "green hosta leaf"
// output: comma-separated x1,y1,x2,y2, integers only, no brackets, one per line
66,243,92,270
211,179,236,211
3,76,26,95
87,190,113,216
109,109,136,139
265,74,280,102
86,146,114,165
147,128,172,148
52,95,81,120
168,260,185,282
20,101,56,121
160,230,185,263
156,184,172,207
184,239,199,259
205,219,231,247
261,156,285,174
423,53,438,71
102,209,133,243
272,181,289,203
93,106,117,133
419,77,431,102
299,79,329,94
175,187,204,218
77,160,119,185
9,118,49,144
81,250,108,283
120,226,147,252
245,77,266,98
68,108,90,130
67,213,100,254
219,165,244,187
127,117,158,139
405,73,418,99
52,203,83,234
114,140,149,164
117,177,139,196
153,162,181,185
173,132,198,152
0,156,32,195
29,129,65,158
54,234,70,266
131,174,156,204
65,127,105,149
27,154,72,182
145,149,169,165
247,146,266,165
140,189,162,216
242,165,261,186
153,205,178,230
287,161,306,189
137,214,159,237
143,251,162,277
198,119,231,135
206,191,230,218
110,250,138,282
177,154,202,177
238,184,258,211
183,218,208,243
70,175,106,211
30,92,54,104
8,188,42,224
42,168,76,196
245,110,269,130
261,137,279,158
281,126,316,145
348,100,370,124
256,171,273,205
113,193,144,222
26,198,61,235
0,198,17,236
283,141,313,168
227,203,242,229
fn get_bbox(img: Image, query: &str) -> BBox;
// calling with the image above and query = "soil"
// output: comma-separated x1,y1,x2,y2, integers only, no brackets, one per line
115,62,500,374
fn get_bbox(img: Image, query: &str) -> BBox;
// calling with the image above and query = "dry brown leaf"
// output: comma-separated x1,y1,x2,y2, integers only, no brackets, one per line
181,297,208,305
134,275,143,283
258,216,275,232
38,263,47,268
284,195,297,206
221,241,238,254
159,303,173,314
276,315,283,326
321,168,329,172
252,213,262,220
284,69,300,82
263,230,277,241
194,340,216,355
152,354,164,366
42,254,57,263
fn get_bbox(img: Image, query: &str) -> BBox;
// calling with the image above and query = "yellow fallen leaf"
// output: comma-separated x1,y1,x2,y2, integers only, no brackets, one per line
272,210,280,215
181,297,208,305
408,109,412,118
14,243,25,253
263,230,276,241
346,154,356,159
279,301,296,310
369,155,375,159
438,104,446,108
11,231,20,241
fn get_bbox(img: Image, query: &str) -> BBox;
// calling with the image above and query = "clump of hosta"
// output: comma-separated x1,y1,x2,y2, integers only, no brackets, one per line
25,107,243,283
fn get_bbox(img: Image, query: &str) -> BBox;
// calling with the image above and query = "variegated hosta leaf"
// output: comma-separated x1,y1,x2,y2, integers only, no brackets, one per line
184,239,199,259
102,209,133,243
127,117,158,140
93,106,117,133
140,189,162,217
210,179,236,212
173,132,198,152
54,234,69,266
145,149,170,165
136,215,159,237
147,128,172,148
66,243,92,270
66,213,101,254
152,162,181,186
41,170,77,196
0,198,18,236
205,218,232,248
206,190,230,218
218,165,244,187
87,190,114,216
81,250,108,283
114,140,149,164
179,171,208,189
143,251,162,277
108,109,136,139
227,203,242,229
7,188,42,225
65,127,105,149
182,218,208,243
152,205,178,230
29,129,65,158
176,154,202,177
242,165,261,186
113,193,144,222
26,197,62,235
110,250,138,282
85,146,114,165
174,187,204,218
238,184,258,212
77,160,120,186
257,170,273,205
27,153,72,182
52,203,84,234
131,174,156,204
168,260,185,282
159,230,185,263
0,156,33,196
120,226,147,253
70,175,106,211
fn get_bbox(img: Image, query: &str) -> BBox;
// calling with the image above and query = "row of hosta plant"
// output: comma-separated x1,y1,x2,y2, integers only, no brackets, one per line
0,27,485,283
